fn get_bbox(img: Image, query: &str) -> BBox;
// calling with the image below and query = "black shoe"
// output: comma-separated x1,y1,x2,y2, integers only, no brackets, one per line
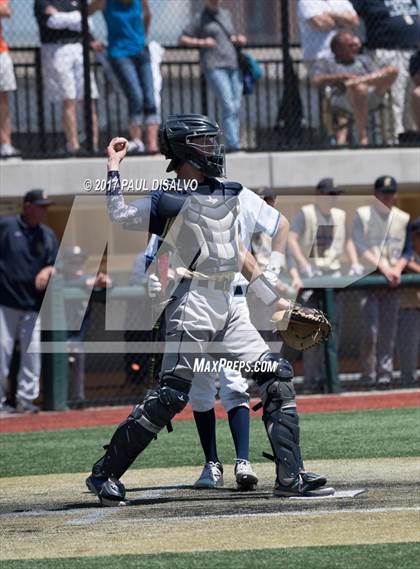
16,401,40,414
274,472,334,497
86,475,127,507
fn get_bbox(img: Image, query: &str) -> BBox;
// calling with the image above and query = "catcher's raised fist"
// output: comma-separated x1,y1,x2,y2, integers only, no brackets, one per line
107,137,128,162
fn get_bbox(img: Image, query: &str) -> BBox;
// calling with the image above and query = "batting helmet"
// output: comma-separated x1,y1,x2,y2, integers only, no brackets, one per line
159,114,225,177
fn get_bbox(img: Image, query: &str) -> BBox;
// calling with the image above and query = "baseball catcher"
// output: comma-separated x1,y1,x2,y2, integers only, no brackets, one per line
86,114,333,506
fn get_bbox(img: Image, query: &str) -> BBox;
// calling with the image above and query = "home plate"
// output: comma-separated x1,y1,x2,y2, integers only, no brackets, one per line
289,488,367,500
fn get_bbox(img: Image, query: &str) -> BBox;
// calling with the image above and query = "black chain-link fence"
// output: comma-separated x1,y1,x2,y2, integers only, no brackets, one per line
37,275,417,409
1,1,419,158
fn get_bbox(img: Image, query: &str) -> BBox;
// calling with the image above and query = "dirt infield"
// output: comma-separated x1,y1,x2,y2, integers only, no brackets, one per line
1,389,419,434
0,457,418,560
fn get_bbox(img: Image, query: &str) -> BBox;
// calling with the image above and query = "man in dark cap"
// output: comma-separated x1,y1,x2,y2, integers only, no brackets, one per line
0,189,58,413
287,177,358,392
352,176,412,387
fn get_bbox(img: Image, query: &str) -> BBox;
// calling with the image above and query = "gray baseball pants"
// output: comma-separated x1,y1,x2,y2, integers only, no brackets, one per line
0,304,41,405
160,279,271,390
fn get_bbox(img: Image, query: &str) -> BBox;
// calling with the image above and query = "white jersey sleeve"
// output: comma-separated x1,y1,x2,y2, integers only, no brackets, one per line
238,187,280,245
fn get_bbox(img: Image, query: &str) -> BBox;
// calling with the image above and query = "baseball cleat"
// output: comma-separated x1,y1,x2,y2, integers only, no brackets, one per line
86,475,127,506
194,461,224,489
274,471,333,497
235,459,259,490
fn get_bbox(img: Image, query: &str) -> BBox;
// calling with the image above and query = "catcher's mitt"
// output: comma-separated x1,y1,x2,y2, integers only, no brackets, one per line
271,304,331,351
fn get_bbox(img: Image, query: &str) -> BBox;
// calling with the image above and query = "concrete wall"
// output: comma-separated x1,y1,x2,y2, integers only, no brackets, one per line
1,148,419,200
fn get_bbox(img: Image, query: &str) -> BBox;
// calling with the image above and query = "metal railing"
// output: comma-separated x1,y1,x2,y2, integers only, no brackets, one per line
7,44,396,159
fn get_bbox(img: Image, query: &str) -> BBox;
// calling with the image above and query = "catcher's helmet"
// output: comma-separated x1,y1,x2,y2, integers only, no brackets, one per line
159,114,225,177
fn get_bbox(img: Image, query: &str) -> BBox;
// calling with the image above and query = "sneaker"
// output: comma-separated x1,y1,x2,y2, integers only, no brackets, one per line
0,143,20,157
0,401,16,415
15,401,40,414
194,461,224,489
376,375,392,389
127,138,145,155
235,459,258,490
274,471,334,497
86,475,127,507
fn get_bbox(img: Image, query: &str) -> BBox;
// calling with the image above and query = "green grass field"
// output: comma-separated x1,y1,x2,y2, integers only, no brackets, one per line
0,408,418,478
1,543,419,569
1,407,419,568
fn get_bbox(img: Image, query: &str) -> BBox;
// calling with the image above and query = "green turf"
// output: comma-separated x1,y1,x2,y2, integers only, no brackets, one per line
0,408,419,478
1,543,419,569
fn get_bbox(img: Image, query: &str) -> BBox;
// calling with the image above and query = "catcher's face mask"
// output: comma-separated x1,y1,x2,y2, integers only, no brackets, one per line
185,133,225,177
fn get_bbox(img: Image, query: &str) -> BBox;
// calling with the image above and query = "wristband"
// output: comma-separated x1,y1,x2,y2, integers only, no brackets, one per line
248,274,279,306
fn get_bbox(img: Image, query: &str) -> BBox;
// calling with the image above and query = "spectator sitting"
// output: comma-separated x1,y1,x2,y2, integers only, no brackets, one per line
297,0,359,62
409,50,420,131
60,246,112,407
350,0,420,139
89,0,159,154
0,190,58,414
34,0,102,156
398,217,420,386
0,0,19,157
311,31,398,145
179,0,247,152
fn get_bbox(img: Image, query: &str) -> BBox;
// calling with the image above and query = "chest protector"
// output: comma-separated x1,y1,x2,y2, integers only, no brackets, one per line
160,180,242,275
357,205,409,267
301,204,346,271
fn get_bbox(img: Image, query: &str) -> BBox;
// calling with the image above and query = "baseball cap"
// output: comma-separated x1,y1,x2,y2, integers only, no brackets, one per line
62,246,87,263
255,186,275,199
23,189,54,206
374,176,397,193
316,178,343,195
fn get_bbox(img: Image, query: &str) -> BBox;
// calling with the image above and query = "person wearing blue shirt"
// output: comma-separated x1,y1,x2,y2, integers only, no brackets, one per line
89,0,159,153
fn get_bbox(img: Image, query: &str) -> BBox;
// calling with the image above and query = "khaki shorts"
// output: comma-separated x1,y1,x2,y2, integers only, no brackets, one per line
332,86,383,114
0,52,17,92
41,43,98,102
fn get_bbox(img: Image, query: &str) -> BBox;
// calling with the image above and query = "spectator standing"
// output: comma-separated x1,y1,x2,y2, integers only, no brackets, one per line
89,0,159,154
0,0,19,157
409,50,420,131
352,176,411,387
350,0,420,138
0,190,58,414
34,0,101,155
297,0,359,62
288,178,357,392
311,31,398,145
60,246,112,407
398,217,420,386
179,0,246,151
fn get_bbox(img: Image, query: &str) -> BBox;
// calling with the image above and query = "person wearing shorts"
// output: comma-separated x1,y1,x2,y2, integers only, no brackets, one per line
34,0,101,154
0,0,19,157
311,31,398,145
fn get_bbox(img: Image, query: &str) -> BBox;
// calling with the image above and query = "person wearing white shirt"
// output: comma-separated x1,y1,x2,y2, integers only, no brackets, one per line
297,0,359,61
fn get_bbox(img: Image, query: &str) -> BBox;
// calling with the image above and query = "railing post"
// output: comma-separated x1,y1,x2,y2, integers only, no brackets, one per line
34,47,47,155
42,275,68,411
81,0,93,153
322,288,340,393
200,73,208,117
